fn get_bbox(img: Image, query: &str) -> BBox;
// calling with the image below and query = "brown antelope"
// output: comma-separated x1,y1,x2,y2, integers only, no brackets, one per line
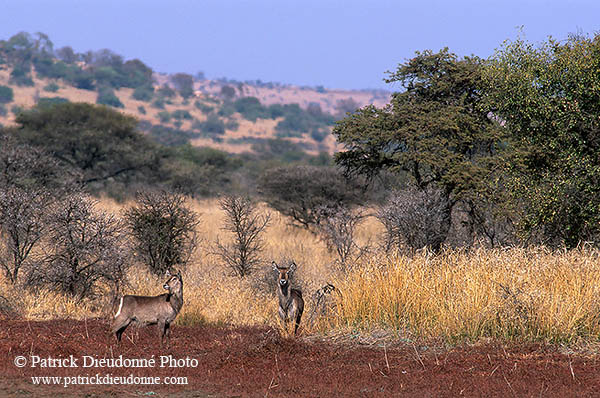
272,261,304,335
111,269,183,346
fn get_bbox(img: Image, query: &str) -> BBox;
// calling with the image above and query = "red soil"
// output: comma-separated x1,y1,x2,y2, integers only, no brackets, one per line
0,319,598,397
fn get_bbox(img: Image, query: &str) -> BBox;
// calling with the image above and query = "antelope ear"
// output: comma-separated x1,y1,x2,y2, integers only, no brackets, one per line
289,261,297,273
272,261,279,271
166,269,172,277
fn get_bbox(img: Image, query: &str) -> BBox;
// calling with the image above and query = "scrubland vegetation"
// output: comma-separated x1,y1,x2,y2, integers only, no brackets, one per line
2,197,600,347
1,30,600,348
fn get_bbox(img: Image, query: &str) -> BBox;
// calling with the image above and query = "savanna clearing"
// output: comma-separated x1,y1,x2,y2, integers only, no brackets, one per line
1,198,600,396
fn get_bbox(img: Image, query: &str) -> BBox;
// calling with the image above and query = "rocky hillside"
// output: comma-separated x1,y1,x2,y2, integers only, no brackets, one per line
0,65,389,156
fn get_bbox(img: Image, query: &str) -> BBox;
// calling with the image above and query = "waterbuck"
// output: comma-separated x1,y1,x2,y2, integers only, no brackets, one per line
111,269,183,346
272,261,304,335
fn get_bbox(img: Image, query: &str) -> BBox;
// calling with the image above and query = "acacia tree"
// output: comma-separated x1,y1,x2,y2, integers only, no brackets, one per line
258,165,365,229
0,135,77,284
11,102,158,188
484,33,600,248
333,49,502,247
0,187,50,283
215,196,270,277
171,73,195,99
27,194,130,301
124,190,199,276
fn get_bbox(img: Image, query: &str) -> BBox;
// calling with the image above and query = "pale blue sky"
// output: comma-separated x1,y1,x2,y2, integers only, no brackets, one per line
1,0,599,89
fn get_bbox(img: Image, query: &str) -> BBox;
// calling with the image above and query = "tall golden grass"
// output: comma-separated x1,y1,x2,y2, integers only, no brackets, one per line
3,197,600,345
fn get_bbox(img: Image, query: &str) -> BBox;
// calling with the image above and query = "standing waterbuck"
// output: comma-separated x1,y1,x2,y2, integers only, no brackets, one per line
272,261,304,335
111,269,183,346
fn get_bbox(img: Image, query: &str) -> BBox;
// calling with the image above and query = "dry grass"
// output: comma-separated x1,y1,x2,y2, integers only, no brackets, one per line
331,248,600,344
2,198,600,345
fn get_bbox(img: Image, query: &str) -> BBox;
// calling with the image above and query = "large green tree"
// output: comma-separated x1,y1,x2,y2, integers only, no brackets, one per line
7,102,158,188
484,33,600,248
333,49,501,247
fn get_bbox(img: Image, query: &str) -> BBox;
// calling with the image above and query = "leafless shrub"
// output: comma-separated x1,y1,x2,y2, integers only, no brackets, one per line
494,281,535,335
124,190,199,276
0,134,79,192
27,194,130,301
215,196,270,277
307,283,340,327
376,187,451,252
0,187,52,284
318,206,367,269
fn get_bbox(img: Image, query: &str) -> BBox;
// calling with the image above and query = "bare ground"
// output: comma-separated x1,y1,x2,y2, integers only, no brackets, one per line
0,319,599,397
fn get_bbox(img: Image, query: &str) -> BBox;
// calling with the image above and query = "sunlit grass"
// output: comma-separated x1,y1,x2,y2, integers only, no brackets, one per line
4,198,600,345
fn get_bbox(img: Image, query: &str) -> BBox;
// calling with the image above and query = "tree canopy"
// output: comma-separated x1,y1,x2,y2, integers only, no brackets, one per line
484,33,600,247
8,102,157,188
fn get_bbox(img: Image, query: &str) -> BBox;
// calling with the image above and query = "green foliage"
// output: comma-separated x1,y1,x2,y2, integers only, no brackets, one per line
32,56,69,79
333,49,501,246
196,114,226,135
132,84,154,101
484,33,600,247
275,103,335,137
157,85,177,99
10,64,34,86
151,98,166,109
172,109,192,120
233,97,270,121
258,165,365,229
194,100,213,114
11,102,156,191
11,105,24,116
67,68,95,90
157,111,171,123
220,85,236,100
43,82,59,92
0,85,14,104
124,190,199,276
96,86,123,108
37,97,69,107
171,73,195,98
137,105,146,114
149,125,194,147
217,102,235,117
0,105,6,117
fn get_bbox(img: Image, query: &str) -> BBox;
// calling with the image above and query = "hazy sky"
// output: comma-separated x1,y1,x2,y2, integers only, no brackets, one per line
1,0,599,90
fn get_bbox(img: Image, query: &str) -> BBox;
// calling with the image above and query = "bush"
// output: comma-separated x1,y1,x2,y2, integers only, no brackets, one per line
158,111,171,123
233,97,269,121
157,85,177,99
197,114,225,135
318,206,366,269
0,85,14,104
43,82,60,92
172,109,192,120
148,125,194,147
151,98,166,109
26,194,130,300
11,105,24,116
214,196,270,277
376,187,451,252
10,65,34,86
194,100,213,114
258,165,365,229
0,187,52,283
132,84,154,101
124,190,199,276
96,86,124,108
137,105,146,114
37,97,69,107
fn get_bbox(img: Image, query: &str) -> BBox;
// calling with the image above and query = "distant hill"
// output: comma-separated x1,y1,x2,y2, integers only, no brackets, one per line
0,32,390,156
